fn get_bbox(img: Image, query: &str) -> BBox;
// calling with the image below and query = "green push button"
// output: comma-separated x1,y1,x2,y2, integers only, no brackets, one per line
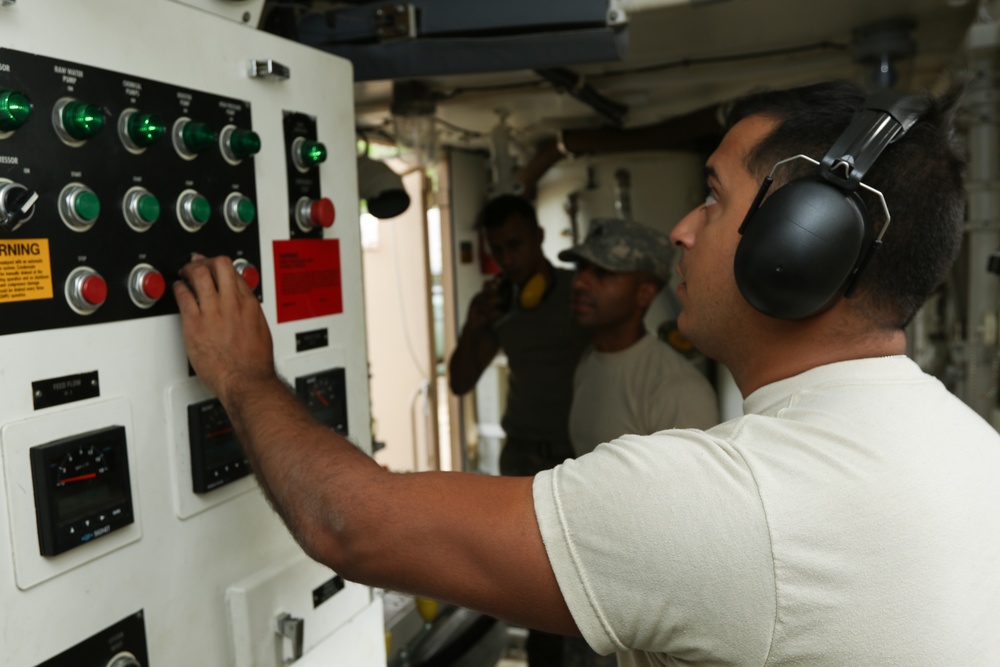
181,121,216,154
0,90,31,132
73,190,101,222
236,198,255,224
62,101,104,140
137,194,160,223
229,128,261,159
190,196,211,224
127,112,165,147
299,139,327,167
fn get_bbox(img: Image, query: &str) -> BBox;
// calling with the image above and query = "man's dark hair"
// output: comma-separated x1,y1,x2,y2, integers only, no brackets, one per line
478,194,540,230
726,80,966,329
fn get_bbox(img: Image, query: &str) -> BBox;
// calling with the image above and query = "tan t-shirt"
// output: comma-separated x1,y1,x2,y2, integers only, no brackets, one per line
569,334,719,456
535,357,1000,665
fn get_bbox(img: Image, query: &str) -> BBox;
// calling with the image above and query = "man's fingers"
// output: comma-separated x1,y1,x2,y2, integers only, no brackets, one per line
173,279,199,316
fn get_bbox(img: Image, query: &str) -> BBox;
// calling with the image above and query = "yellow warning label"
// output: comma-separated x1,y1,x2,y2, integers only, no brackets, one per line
0,238,54,303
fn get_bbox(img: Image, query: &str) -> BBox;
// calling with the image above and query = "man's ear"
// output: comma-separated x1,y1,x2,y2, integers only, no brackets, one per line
636,278,661,310
535,225,545,245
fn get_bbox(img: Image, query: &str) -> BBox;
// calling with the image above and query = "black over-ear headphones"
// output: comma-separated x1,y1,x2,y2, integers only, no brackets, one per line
733,90,930,320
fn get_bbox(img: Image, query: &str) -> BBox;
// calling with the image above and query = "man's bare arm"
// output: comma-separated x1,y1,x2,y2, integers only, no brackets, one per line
174,256,578,635
448,288,502,395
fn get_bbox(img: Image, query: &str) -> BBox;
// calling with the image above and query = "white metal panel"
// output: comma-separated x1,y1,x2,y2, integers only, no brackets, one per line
0,1,377,665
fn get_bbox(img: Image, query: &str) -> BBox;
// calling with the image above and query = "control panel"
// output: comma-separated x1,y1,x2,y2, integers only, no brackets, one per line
36,611,148,667
0,2,382,667
0,47,261,335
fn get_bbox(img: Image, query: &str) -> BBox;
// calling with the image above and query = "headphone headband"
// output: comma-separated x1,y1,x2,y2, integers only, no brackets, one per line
820,91,930,191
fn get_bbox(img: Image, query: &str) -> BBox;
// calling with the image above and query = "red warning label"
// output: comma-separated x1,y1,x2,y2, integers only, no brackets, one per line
273,239,343,323
0,238,54,304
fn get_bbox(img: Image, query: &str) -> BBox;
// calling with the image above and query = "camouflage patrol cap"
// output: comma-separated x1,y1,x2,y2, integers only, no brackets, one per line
558,218,674,283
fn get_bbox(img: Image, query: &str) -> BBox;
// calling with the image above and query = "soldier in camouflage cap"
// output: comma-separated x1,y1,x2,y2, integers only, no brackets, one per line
558,217,675,285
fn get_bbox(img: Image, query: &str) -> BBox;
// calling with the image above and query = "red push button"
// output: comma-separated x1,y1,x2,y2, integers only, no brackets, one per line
310,198,335,228
233,259,260,290
81,275,108,305
142,271,166,300
128,263,167,308
66,266,108,315
295,196,335,232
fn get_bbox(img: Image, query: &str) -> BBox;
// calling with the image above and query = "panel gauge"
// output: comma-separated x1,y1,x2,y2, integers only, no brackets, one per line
295,368,348,435
30,425,134,557
187,398,251,493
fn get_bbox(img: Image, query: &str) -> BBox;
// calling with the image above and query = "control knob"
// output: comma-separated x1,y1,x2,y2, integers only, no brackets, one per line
0,180,39,232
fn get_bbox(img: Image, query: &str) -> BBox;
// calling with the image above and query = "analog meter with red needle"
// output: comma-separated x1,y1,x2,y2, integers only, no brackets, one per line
30,426,134,556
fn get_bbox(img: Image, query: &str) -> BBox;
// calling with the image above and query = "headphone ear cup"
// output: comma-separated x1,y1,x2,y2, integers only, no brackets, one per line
518,271,549,310
734,177,870,320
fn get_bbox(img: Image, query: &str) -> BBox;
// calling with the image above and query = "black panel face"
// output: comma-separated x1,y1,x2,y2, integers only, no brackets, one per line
0,47,261,335
36,610,147,667
284,111,324,238
30,425,133,557
295,367,348,435
187,397,251,493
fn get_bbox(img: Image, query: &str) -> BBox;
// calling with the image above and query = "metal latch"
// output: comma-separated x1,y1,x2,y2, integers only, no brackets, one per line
276,613,304,664
249,59,290,81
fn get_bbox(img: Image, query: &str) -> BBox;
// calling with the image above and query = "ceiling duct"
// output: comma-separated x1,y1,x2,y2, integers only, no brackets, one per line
295,0,629,81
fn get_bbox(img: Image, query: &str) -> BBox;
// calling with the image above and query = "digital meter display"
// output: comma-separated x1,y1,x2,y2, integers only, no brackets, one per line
295,368,348,435
188,398,251,493
30,425,134,557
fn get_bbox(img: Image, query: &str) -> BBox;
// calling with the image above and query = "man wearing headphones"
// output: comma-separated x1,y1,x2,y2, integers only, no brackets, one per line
175,80,1000,665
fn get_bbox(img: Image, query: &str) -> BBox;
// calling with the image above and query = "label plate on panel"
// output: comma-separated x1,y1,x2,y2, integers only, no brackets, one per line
0,238,53,303
274,239,343,323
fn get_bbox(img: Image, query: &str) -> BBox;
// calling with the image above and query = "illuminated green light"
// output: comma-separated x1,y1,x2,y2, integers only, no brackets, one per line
62,101,104,140
181,121,216,154
236,198,255,224
73,190,101,222
137,194,160,223
0,90,31,132
300,140,327,167
229,128,261,159
127,112,165,147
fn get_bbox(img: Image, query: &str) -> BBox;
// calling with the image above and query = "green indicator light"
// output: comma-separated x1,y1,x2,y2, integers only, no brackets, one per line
127,112,165,147
300,140,327,167
137,194,160,223
191,196,211,224
62,101,104,140
74,190,101,222
0,90,32,132
182,121,216,153
230,128,261,159
236,198,256,224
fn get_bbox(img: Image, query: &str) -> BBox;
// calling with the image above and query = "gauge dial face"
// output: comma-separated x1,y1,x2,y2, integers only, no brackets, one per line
296,368,348,435
55,443,111,487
